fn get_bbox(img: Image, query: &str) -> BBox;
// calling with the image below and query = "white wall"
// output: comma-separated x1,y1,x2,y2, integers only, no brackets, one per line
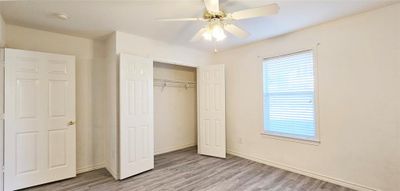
103,32,118,179
0,13,5,47
5,25,106,174
115,31,212,67
154,63,197,154
214,4,400,191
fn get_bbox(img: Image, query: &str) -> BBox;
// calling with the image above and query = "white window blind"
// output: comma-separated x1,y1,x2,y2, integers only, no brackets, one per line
263,50,317,141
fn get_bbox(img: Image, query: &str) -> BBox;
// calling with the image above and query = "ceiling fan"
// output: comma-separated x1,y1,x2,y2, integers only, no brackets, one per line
158,0,280,42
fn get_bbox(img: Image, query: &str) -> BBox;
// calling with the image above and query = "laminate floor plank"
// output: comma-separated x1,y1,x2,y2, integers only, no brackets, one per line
22,147,354,191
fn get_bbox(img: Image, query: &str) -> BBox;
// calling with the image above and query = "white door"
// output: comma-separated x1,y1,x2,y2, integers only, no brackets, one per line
197,64,226,158
5,49,76,190
119,53,154,179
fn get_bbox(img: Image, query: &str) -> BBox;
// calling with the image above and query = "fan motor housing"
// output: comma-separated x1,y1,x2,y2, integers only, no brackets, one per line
204,11,226,20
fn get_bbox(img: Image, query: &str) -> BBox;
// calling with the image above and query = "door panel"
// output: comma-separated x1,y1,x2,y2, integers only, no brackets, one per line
16,132,38,174
119,53,154,179
5,48,76,190
49,80,67,117
198,64,226,158
48,129,67,168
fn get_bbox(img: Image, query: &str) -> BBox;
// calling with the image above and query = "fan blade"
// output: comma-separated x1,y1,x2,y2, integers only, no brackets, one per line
190,28,207,42
204,0,220,13
157,18,203,22
230,3,279,20
224,24,249,38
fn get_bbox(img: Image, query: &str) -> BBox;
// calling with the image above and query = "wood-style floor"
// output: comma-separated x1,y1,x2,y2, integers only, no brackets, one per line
24,147,354,191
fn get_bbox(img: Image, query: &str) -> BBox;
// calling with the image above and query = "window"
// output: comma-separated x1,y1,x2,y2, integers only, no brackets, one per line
263,50,317,141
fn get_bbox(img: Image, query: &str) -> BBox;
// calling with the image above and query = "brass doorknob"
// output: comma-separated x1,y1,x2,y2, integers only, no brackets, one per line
68,121,75,126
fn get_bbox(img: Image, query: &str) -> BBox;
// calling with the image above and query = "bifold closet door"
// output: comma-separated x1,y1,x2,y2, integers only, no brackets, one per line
197,64,226,158
5,49,76,190
119,53,154,179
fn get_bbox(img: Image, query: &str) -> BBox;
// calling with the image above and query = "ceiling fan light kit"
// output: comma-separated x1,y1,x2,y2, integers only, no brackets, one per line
158,0,279,44
202,20,227,41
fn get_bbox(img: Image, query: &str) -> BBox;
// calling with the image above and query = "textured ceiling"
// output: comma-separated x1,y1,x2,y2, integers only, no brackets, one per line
0,0,396,52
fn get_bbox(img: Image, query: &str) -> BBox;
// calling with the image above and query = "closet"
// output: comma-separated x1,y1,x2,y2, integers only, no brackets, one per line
153,62,197,155
106,53,226,180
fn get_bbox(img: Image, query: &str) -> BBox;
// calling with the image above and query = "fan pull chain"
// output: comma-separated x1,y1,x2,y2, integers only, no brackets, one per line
214,40,219,53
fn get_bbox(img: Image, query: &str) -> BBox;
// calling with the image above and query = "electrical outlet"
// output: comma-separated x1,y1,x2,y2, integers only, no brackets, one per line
238,137,243,144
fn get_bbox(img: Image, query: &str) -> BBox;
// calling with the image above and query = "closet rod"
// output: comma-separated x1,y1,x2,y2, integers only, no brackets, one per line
153,78,196,84
153,83,196,88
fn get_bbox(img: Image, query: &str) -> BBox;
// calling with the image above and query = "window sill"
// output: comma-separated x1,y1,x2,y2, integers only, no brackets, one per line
260,132,320,146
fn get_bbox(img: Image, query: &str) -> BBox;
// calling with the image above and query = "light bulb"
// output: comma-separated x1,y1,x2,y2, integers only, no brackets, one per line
202,28,212,41
212,24,226,41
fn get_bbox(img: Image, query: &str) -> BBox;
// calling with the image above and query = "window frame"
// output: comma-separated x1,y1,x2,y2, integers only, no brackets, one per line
261,49,320,144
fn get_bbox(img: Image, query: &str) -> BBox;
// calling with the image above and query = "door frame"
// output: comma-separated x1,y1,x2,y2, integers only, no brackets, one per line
152,59,200,147
152,59,226,158
0,48,4,191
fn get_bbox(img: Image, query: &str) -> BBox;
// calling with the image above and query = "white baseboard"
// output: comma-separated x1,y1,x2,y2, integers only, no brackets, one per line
155,143,196,155
76,144,196,179
77,162,105,174
227,149,380,191
105,165,118,180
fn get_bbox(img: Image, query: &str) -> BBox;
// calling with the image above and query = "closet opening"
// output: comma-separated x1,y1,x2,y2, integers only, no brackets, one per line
153,62,198,155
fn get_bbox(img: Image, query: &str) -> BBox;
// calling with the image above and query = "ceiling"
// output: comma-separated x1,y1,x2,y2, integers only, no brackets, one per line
0,0,396,52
